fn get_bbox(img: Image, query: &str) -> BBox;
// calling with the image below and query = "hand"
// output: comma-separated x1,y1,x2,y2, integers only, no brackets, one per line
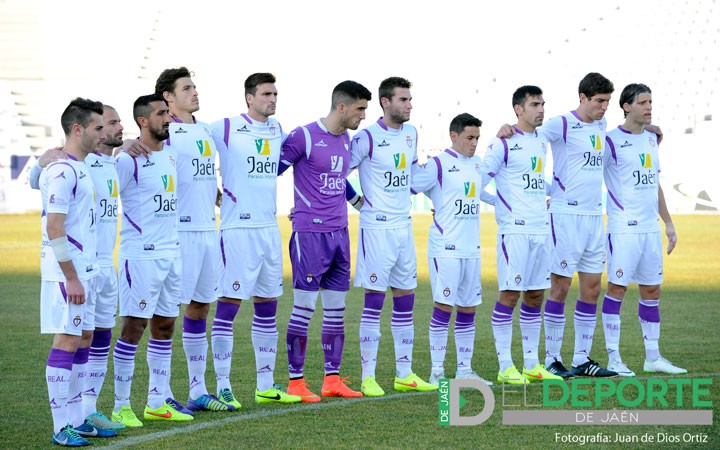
116,138,151,158
288,207,295,222
216,189,222,208
644,124,663,145
38,147,66,168
496,124,515,139
665,222,677,254
65,277,85,305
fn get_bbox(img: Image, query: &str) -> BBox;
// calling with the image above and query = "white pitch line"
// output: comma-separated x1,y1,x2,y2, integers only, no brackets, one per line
104,371,720,449
104,391,431,449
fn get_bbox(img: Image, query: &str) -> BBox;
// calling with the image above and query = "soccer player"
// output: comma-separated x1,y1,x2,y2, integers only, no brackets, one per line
208,73,301,405
498,73,618,378
155,67,234,412
412,113,492,386
601,83,686,376
40,97,117,446
350,77,436,396
111,94,193,427
480,87,564,385
280,80,371,402
30,105,126,431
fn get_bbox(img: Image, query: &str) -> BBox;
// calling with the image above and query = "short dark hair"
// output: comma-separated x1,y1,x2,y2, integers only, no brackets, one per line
512,85,543,109
578,72,614,98
449,113,482,134
378,77,411,109
133,93,165,127
60,97,104,135
331,80,372,109
245,73,276,96
155,66,193,96
619,83,652,117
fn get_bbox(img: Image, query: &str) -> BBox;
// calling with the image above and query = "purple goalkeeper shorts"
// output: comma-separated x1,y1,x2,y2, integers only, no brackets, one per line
289,228,350,292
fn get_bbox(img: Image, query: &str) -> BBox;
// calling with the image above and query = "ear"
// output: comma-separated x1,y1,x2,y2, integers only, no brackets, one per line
380,97,390,109
622,102,631,114
449,130,458,142
513,104,523,116
245,92,253,106
579,93,589,103
72,123,83,136
162,91,173,102
137,116,148,128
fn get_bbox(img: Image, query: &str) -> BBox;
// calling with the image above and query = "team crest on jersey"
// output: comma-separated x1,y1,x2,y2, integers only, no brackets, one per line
393,153,406,169
560,260,568,269
514,274,522,285
369,273,377,283
443,287,451,297
270,124,276,136
648,136,656,147
306,274,314,283
139,299,147,310
405,135,413,148
255,139,271,155
232,281,240,291
196,140,213,157
531,157,543,172
162,174,175,192
639,153,652,168
464,182,476,198
541,142,547,154
589,135,602,150
330,155,344,173
168,155,176,167
615,268,624,278
107,179,118,197
73,315,81,327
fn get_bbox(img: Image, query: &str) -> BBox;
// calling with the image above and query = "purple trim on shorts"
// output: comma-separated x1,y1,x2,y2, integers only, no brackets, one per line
363,129,374,160
183,316,206,333
497,190,512,211
47,348,74,370
59,282,67,303
562,115,569,143
607,189,624,210
132,157,138,184
608,234,613,255
606,136,617,162
124,212,142,233
550,214,557,246
639,300,660,322
501,234,509,263
432,156,442,188
220,235,226,267
500,138,509,166
433,219,444,235
73,347,89,364
364,196,373,207
360,229,366,258
124,259,131,289
602,296,622,315
42,209,46,217
552,172,566,191
576,300,597,315
444,149,458,158
433,257,438,273
66,234,83,251
223,118,230,148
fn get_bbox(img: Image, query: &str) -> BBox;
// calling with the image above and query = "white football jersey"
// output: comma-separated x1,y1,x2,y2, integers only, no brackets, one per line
540,111,606,215
350,118,418,228
85,152,119,267
116,149,180,259
481,129,550,234
211,114,284,229
165,119,218,231
40,157,98,281
412,149,482,258
604,127,661,233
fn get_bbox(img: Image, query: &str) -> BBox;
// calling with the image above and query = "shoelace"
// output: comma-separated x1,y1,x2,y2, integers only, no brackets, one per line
220,389,235,403
64,425,82,439
166,398,184,411
272,383,288,393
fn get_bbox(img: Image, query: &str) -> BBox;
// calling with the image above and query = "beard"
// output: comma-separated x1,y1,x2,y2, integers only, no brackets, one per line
150,126,170,141
104,135,124,147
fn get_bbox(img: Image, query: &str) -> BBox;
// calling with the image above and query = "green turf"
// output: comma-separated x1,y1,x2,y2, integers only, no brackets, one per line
0,213,718,449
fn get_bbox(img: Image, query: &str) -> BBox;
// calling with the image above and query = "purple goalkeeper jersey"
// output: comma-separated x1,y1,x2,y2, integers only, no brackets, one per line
280,119,350,232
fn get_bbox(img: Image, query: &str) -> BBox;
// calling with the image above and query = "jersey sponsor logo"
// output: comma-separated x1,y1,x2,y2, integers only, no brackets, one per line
443,287,451,297
567,200,578,206
312,218,323,224
144,244,155,251
510,144,523,151
405,135,413,148
620,140,633,148
175,127,188,134
180,216,191,222
255,139,271,156
515,219,525,225
330,155,344,172
239,213,251,220
73,315,81,327
589,135,602,150
196,140,213,157
627,220,638,226
393,153,406,169
162,174,175,192
375,214,387,222
639,153,653,168
378,140,390,147
531,157,543,172
448,165,460,172
315,139,328,147
90,160,103,168
571,122,583,129
142,159,155,167
464,181,476,198
236,125,250,133
107,179,119,198
445,244,456,250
